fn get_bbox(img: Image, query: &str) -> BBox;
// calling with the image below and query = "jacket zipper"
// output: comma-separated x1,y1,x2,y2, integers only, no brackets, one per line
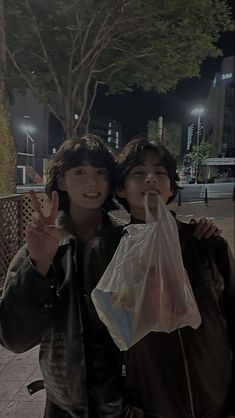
122,351,128,377
178,329,196,418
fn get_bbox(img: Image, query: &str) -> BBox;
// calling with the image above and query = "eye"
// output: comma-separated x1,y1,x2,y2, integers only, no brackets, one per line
74,169,85,175
132,170,145,176
97,168,108,175
155,170,167,176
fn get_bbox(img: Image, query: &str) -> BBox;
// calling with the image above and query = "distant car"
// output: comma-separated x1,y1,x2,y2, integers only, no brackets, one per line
188,177,195,184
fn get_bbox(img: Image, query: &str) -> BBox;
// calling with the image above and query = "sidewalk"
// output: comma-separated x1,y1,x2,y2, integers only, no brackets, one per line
170,198,234,253
0,199,234,417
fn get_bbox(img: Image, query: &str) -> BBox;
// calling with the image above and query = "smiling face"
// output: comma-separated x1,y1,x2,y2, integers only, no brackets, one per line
58,163,110,212
117,150,173,220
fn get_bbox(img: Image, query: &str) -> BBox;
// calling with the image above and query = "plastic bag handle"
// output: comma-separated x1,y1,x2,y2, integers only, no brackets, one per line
143,192,161,223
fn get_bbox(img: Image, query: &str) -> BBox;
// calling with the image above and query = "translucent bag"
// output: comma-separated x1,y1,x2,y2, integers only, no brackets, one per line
91,192,201,350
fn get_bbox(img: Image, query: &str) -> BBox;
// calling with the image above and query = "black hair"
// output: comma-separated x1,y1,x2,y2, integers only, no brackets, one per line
116,138,181,212
45,134,118,212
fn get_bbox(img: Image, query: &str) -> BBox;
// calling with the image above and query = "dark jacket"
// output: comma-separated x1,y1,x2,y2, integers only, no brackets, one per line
85,216,235,418
0,212,129,418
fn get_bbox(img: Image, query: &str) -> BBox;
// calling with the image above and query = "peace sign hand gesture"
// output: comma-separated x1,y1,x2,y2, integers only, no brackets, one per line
26,190,61,276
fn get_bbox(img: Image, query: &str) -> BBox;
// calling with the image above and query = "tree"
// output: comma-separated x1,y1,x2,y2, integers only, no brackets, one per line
5,0,234,139
163,122,181,161
188,141,213,164
147,120,158,143
0,0,17,194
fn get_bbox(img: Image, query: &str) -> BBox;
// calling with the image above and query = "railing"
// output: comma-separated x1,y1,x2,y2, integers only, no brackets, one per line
0,193,49,292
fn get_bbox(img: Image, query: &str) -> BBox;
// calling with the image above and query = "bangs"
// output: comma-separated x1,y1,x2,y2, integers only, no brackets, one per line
63,145,112,171
122,144,163,176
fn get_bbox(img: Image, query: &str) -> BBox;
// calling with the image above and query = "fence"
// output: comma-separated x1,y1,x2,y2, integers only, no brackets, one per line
0,193,49,292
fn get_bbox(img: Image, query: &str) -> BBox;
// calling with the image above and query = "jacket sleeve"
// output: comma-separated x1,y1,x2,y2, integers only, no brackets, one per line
0,245,58,353
212,237,235,414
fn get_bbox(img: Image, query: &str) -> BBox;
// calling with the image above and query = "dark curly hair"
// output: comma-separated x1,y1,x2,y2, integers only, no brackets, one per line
116,138,181,212
45,134,118,213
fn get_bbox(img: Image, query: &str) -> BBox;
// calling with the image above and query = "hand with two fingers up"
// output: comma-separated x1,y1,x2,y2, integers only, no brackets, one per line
26,190,61,276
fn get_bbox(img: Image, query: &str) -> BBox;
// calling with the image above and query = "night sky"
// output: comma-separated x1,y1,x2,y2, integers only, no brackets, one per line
92,3,235,143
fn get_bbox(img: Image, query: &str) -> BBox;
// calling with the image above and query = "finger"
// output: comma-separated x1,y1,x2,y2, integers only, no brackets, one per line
193,218,210,238
26,222,44,237
48,191,59,223
32,212,44,228
204,225,223,239
43,225,61,241
29,190,44,219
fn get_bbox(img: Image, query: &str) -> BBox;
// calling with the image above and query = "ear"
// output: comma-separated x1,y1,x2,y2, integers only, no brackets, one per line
57,175,66,191
116,189,126,198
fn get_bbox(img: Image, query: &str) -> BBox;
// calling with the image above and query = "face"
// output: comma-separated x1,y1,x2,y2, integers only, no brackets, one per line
58,163,110,211
118,151,173,219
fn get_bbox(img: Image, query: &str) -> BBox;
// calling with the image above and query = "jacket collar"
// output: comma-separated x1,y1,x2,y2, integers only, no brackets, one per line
56,210,125,247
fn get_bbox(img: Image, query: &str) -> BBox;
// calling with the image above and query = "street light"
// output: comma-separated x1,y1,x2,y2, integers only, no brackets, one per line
191,107,204,183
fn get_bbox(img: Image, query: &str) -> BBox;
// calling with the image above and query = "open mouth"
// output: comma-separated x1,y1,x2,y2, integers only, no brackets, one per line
83,192,101,199
141,190,159,196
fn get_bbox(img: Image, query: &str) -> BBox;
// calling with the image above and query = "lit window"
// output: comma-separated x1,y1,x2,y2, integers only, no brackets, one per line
108,136,111,143
108,122,112,127
116,131,119,137
108,129,111,135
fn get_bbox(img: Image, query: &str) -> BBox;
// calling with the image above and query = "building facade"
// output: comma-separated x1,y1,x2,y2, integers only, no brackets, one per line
90,119,122,153
205,56,235,157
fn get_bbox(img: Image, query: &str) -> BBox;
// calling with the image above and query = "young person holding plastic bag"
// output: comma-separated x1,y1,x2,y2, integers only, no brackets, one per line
85,139,235,418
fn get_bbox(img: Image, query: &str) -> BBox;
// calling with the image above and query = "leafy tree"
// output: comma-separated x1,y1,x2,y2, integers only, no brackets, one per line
163,122,181,160
5,0,234,139
0,0,17,194
147,120,158,142
188,140,213,163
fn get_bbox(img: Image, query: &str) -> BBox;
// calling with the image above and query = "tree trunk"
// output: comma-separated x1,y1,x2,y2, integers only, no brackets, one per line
0,0,17,194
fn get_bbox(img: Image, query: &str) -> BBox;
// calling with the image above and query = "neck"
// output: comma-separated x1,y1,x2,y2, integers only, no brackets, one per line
130,207,158,222
69,205,103,241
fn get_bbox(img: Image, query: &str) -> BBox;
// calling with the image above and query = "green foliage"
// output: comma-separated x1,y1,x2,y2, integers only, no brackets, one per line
163,122,182,159
188,140,213,163
147,120,158,142
4,0,234,136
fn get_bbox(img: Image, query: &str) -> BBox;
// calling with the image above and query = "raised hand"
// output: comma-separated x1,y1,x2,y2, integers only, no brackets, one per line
26,190,61,276
191,217,222,240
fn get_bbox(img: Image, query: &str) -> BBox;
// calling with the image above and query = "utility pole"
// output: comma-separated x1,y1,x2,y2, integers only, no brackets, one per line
157,116,163,143
191,107,204,183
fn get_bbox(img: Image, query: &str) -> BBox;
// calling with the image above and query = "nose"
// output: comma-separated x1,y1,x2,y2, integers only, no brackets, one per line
86,174,98,187
145,172,157,183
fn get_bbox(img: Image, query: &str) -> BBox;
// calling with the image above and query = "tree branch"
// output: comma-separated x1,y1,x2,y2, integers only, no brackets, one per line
7,46,65,131
22,0,64,105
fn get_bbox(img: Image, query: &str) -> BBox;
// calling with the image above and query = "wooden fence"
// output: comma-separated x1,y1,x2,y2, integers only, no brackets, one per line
0,193,49,292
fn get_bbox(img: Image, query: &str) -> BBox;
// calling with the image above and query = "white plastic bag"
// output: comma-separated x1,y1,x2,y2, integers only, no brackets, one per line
91,193,201,350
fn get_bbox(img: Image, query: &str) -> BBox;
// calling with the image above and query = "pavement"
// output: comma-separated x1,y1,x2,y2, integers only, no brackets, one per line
0,198,234,417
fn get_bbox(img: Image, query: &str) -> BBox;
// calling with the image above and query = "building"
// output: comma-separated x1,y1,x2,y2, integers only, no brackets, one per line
90,119,122,153
205,56,235,157
10,92,52,184
10,92,123,184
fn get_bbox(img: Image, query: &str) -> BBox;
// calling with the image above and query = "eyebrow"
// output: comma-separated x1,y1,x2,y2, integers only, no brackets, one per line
134,163,166,168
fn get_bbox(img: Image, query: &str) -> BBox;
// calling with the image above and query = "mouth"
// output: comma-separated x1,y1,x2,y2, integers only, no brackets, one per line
83,192,101,199
141,190,159,196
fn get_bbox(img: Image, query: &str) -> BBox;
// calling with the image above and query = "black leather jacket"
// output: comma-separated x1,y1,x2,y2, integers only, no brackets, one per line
84,217,235,418
0,212,129,418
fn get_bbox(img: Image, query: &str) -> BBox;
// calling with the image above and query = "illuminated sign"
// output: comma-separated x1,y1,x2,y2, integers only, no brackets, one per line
221,72,233,80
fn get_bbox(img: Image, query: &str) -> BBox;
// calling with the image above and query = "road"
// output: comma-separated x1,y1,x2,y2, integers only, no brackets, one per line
16,182,235,202
179,182,234,202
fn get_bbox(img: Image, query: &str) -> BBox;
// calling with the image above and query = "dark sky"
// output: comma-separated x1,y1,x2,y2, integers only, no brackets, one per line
93,4,235,142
